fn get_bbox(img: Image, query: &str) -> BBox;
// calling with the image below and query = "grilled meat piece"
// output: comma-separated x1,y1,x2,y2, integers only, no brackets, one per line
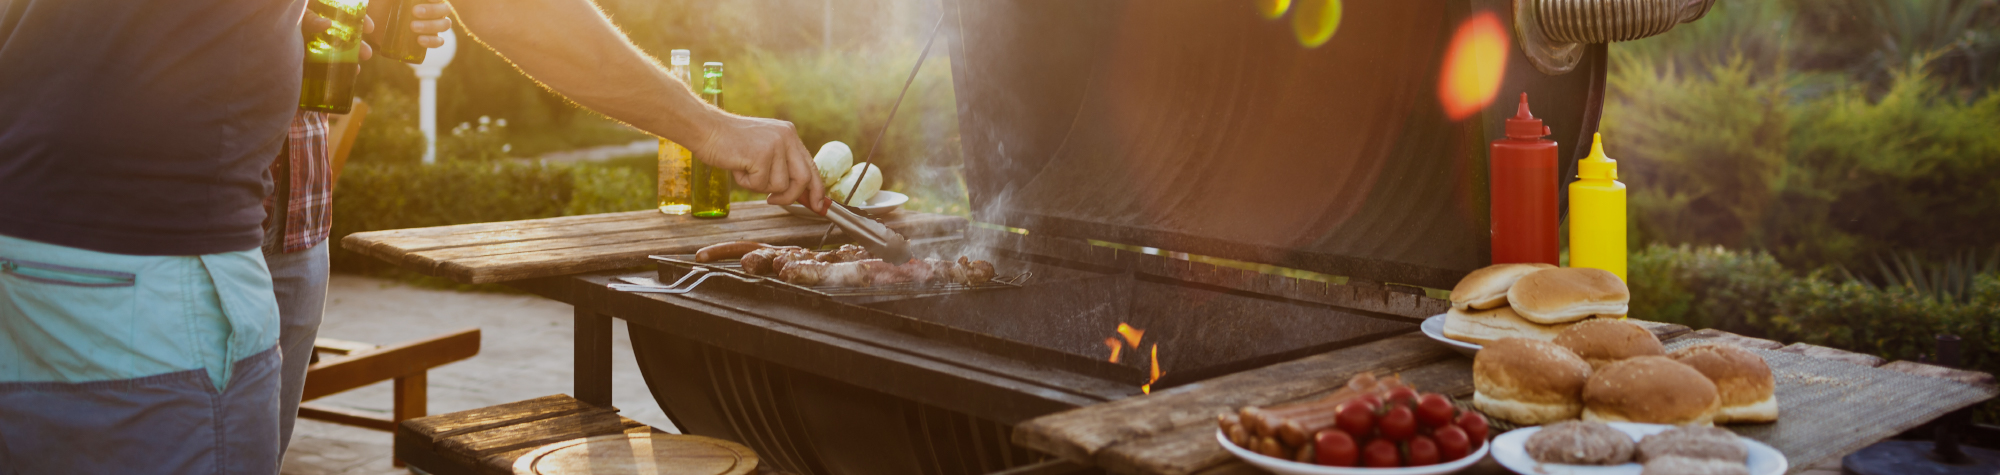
778,255,998,288
781,259,898,287
739,246,805,275
814,244,874,263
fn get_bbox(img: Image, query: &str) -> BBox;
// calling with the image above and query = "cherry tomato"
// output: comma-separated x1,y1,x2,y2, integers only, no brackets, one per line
1314,430,1359,466
1335,402,1375,437
1379,406,1416,441
1416,393,1456,428
1457,411,1489,448
1433,425,1470,461
1385,387,1420,407
1363,438,1400,467
1406,435,1440,466
1355,393,1384,409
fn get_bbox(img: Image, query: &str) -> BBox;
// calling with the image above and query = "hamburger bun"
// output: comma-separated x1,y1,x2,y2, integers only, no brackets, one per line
1444,306,1577,345
1671,344,1779,423
1583,356,1720,426
1451,263,1556,310
1555,318,1666,369
1510,267,1630,324
1475,338,1592,424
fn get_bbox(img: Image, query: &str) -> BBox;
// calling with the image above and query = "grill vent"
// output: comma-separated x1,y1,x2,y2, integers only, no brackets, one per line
631,323,1048,475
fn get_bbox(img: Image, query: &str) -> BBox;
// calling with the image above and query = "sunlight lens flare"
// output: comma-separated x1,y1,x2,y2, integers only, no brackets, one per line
1438,11,1509,120
1256,0,1291,19
1290,0,1342,48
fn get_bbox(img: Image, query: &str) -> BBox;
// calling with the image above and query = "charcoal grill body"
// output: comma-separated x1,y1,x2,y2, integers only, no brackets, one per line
623,1,1607,474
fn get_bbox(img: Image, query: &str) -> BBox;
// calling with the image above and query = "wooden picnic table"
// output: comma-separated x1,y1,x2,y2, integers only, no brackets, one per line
1012,328,1998,475
344,204,1998,475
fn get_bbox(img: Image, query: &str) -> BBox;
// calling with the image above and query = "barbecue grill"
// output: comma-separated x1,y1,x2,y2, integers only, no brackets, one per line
625,1,1610,474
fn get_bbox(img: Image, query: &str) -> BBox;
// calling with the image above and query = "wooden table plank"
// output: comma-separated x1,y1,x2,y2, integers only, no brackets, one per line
1018,330,1999,475
1011,333,1458,466
343,203,968,284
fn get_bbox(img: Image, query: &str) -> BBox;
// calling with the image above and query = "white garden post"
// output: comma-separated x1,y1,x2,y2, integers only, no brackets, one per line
410,28,458,164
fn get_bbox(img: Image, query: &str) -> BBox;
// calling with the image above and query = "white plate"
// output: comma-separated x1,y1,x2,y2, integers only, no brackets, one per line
782,190,907,219
1490,423,1787,475
1217,428,1492,475
1420,314,1481,357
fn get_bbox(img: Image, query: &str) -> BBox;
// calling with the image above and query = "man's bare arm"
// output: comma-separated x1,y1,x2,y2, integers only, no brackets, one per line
433,0,824,210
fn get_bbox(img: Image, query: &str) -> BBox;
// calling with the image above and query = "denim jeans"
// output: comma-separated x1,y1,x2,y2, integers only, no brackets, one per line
264,239,327,455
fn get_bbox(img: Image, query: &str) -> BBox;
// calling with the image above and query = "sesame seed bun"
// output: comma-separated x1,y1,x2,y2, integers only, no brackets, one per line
1555,318,1666,369
1671,344,1779,423
1475,338,1592,424
1583,356,1720,426
1510,267,1630,324
1450,263,1556,311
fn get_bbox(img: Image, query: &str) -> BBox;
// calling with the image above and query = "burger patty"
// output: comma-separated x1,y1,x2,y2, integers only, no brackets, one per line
1525,421,1635,465
1640,455,1751,475
1637,426,1748,463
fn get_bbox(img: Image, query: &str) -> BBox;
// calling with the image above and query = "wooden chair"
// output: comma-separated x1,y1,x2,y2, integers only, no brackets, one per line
297,99,482,467
299,328,481,469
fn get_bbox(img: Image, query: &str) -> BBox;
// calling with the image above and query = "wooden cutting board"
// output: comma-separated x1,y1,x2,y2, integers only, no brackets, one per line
511,433,758,475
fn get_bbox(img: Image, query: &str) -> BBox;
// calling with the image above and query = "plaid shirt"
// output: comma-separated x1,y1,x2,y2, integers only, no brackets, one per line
264,111,333,254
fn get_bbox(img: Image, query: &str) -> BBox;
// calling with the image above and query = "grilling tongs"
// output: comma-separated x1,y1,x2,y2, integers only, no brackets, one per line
823,204,914,264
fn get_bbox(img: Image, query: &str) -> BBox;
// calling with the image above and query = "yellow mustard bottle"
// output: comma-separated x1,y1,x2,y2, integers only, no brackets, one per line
1569,133,1627,281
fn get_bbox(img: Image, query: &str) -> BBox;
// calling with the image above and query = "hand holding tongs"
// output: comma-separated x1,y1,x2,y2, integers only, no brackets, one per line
823,204,914,264
609,267,761,294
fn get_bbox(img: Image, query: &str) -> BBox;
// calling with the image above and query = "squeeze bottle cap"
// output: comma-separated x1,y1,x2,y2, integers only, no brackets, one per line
1505,92,1552,138
1578,133,1618,180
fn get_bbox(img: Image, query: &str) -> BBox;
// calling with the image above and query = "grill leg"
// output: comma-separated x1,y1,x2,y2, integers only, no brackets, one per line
575,308,614,407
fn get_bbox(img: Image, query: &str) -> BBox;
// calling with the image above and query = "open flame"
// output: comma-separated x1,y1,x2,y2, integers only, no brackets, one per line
1143,344,1163,394
1105,322,1166,394
1116,323,1145,349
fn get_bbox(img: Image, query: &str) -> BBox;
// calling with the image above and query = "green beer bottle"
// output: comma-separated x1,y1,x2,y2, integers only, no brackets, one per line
301,0,370,113
690,62,731,219
374,0,429,64
658,49,694,215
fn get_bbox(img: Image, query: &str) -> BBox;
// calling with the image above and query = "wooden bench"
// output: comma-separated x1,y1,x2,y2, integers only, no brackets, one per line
299,328,482,467
397,394,759,475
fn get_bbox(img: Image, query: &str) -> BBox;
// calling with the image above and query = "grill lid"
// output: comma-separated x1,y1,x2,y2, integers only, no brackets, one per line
943,0,1604,289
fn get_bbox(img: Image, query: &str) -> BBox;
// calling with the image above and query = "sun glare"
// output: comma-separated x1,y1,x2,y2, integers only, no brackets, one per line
1438,11,1509,120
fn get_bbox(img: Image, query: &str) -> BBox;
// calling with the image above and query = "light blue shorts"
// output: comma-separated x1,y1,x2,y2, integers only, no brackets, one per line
0,233,283,474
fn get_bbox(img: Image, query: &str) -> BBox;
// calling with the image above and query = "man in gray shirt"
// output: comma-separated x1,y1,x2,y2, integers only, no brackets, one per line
0,0,824,471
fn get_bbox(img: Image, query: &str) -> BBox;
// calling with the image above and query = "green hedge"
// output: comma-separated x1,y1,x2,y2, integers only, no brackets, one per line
1630,244,2000,420
330,160,651,274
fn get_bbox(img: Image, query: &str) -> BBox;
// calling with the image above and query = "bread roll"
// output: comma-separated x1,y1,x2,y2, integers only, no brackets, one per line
1510,267,1630,324
1475,338,1592,424
1450,263,1555,310
1444,306,1577,345
1671,344,1778,423
1554,318,1665,369
1583,356,1720,426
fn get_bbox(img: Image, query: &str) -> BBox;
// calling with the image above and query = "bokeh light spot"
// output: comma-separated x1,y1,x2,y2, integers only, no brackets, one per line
1290,0,1342,48
1438,11,1509,120
1255,0,1291,19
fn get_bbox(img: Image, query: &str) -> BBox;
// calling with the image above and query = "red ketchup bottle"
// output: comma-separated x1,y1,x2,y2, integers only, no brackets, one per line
1489,93,1560,265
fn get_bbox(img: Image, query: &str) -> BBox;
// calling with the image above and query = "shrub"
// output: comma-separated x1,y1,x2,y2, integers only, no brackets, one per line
1608,53,2000,271
1631,244,2000,421
1628,244,1793,336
